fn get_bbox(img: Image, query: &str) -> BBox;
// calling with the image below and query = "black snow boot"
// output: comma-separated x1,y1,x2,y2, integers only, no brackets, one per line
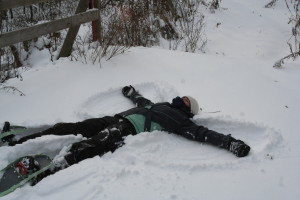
1,121,15,143
229,140,250,157
1,121,10,133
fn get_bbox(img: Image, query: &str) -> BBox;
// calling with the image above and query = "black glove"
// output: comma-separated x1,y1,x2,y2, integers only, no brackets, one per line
122,85,135,97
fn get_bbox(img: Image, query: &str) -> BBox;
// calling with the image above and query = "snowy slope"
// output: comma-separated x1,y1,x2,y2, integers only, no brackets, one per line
1,0,300,199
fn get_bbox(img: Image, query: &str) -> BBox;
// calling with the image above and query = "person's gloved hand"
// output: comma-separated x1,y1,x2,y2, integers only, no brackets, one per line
122,85,135,97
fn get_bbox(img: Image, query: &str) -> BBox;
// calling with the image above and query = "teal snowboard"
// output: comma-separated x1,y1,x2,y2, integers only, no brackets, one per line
0,155,53,197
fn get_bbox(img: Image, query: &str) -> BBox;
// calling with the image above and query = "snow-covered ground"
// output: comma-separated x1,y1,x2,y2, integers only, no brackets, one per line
1,0,300,199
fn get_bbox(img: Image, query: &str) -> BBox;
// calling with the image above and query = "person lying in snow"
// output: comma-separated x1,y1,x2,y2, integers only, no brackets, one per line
4,85,250,180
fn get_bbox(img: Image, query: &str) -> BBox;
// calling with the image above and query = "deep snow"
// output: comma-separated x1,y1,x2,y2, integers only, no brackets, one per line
1,0,300,199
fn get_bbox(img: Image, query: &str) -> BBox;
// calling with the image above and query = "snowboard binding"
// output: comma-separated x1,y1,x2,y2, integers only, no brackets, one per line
1,122,15,143
0,155,54,197
15,156,41,177
14,156,51,186
1,122,27,146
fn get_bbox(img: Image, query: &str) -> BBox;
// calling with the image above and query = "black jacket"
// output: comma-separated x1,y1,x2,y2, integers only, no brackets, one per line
117,91,231,148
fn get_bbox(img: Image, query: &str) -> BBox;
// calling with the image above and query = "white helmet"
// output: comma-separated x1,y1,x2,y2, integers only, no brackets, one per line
185,96,200,115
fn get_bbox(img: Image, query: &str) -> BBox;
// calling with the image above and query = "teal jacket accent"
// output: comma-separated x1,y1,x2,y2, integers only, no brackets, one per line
125,113,163,134
117,90,193,134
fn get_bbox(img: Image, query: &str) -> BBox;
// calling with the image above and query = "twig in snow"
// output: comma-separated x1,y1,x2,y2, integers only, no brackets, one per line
0,85,26,96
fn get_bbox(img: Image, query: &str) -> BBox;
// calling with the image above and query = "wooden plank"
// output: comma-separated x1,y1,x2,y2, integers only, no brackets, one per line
94,0,101,42
58,0,89,58
0,0,55,11
0,9,99,48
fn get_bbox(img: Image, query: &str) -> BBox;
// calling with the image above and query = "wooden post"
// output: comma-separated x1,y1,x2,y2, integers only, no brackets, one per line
57,0,89,58
89,0,97,41
0,0,101,59
95,0,101,42
90,0,101,42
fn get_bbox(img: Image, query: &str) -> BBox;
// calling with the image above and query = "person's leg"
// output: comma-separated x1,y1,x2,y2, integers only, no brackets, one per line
30,125,128,185
12,116,120,145
26,118,135,185
63,119,135,165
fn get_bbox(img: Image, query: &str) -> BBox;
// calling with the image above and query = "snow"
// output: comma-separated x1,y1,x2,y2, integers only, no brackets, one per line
1,0,300,199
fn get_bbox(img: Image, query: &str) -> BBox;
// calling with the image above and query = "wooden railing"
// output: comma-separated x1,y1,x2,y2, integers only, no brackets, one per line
0,0,100,58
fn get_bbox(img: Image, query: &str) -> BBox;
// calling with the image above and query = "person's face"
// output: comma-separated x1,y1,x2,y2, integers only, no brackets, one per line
182,97,190,108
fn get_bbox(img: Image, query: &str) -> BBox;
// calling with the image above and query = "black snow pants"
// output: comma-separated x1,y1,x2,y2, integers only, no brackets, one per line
14,116,136,165
14,118,234,166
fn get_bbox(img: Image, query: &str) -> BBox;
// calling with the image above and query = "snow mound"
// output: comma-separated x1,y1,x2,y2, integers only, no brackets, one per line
0,121,283,200
0,135,83,169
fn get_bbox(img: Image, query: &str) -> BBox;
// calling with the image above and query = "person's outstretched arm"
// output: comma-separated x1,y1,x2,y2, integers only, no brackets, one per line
175,121,250,157
122,85,154,107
